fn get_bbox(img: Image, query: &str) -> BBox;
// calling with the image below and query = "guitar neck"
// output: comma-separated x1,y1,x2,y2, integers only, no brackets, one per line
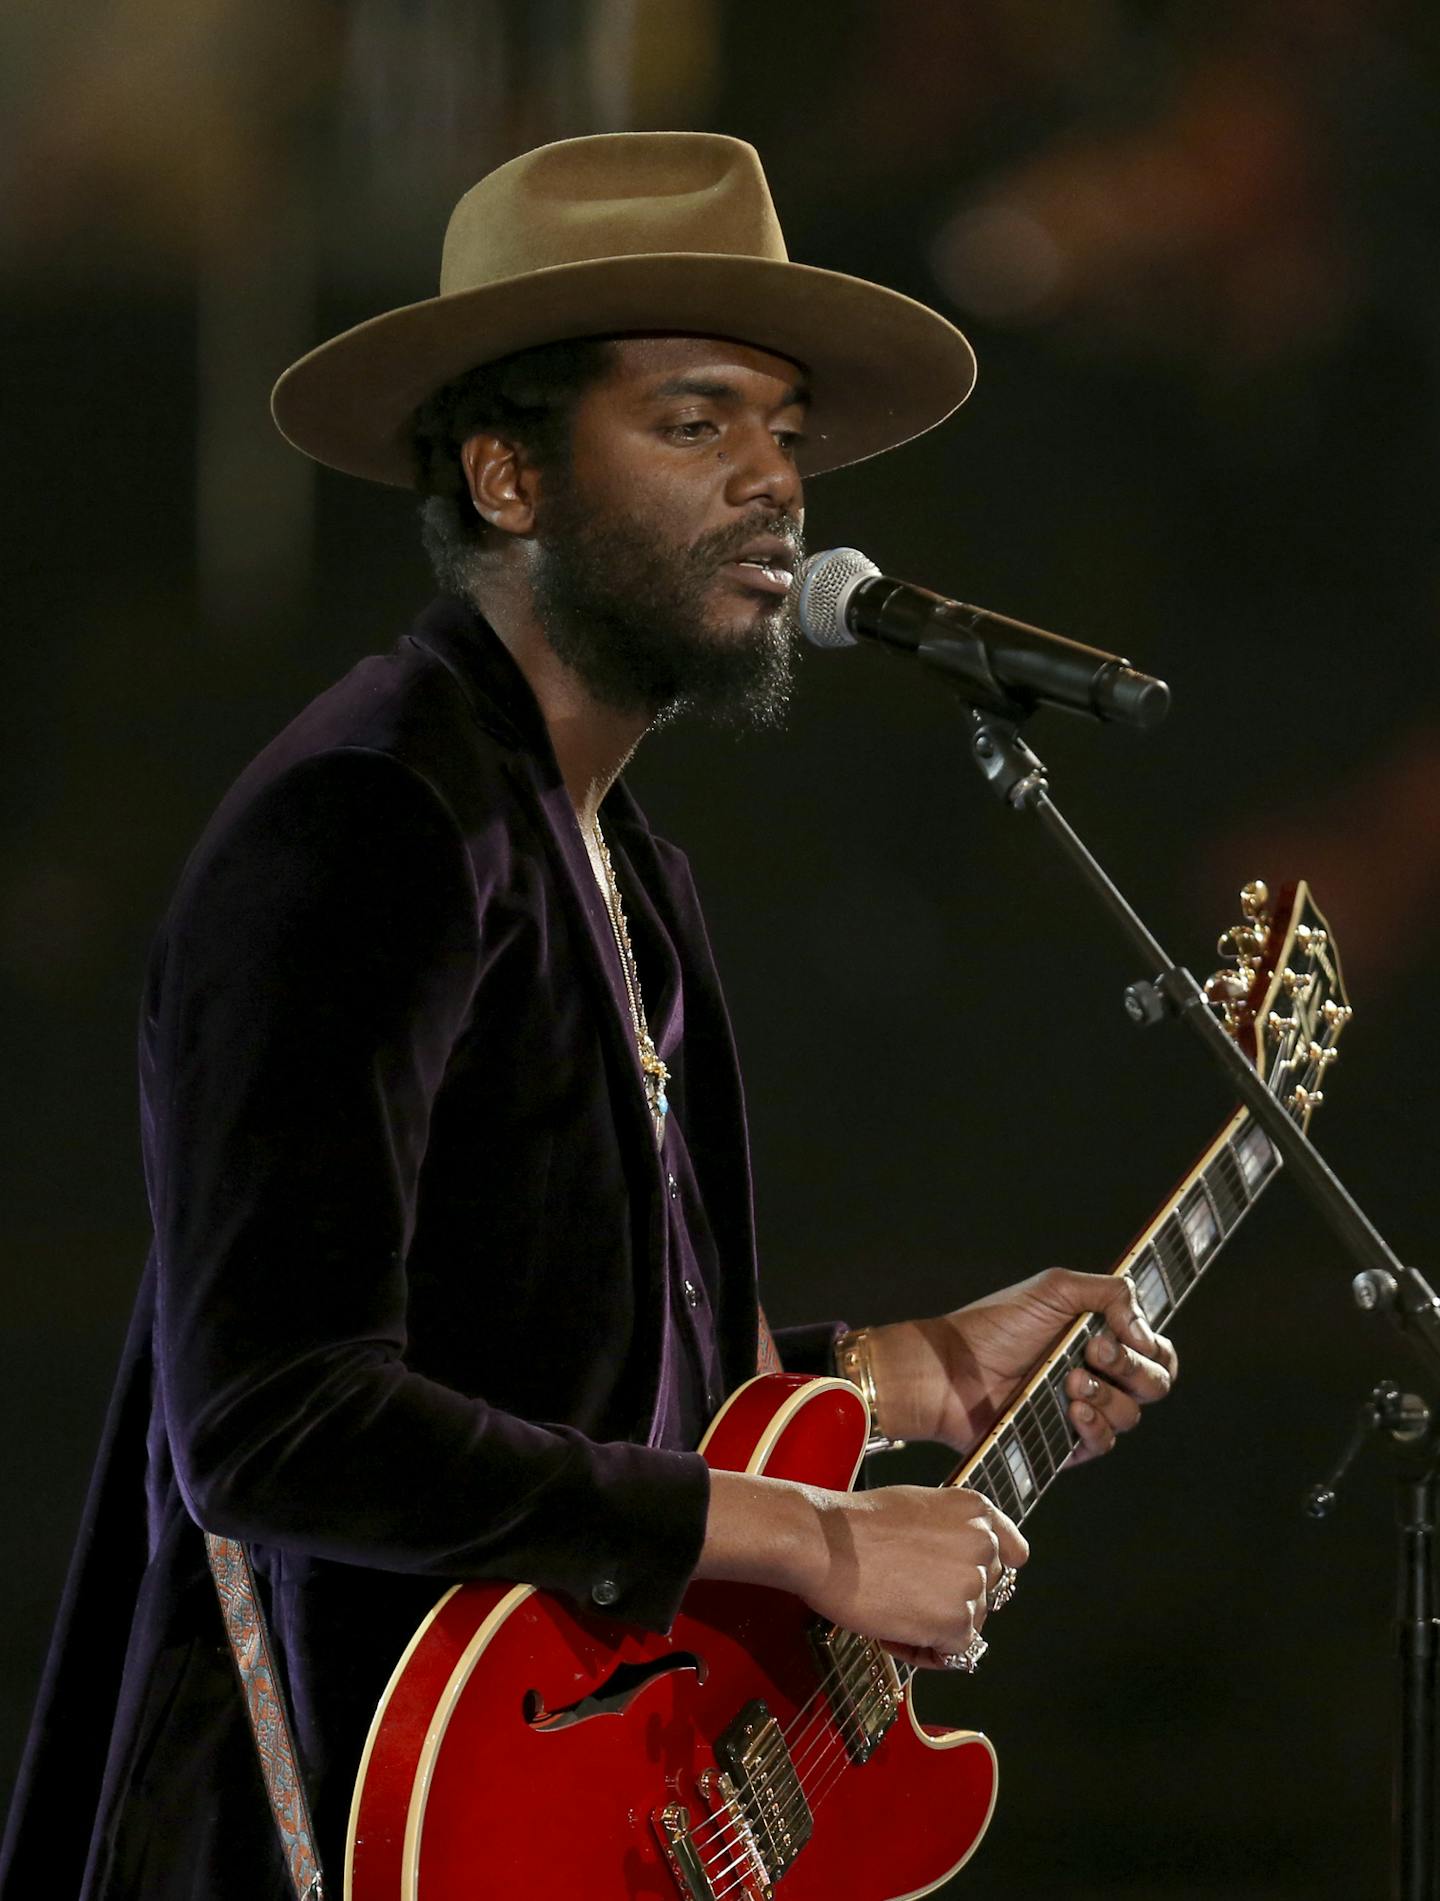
947,1105,1283,1524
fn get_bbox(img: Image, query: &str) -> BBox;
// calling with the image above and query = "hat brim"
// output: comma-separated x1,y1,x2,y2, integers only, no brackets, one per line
271,252,976,487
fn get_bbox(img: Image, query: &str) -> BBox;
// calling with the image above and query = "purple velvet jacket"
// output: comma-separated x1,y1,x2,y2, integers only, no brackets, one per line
3,601,840,1898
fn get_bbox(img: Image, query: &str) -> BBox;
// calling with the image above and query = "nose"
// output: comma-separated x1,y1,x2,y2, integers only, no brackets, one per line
723,419,803,518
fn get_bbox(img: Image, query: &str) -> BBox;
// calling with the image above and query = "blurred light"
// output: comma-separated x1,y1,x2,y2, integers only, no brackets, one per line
931,202,1067,324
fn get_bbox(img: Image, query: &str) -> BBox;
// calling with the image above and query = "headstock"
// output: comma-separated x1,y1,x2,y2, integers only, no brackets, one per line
1204,879,1351,1130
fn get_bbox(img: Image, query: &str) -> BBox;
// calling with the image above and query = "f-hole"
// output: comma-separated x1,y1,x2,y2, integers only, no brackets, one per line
523,1652,707,1731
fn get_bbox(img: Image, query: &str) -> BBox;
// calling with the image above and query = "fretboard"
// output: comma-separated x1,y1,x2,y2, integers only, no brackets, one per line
949,1106,1283,1524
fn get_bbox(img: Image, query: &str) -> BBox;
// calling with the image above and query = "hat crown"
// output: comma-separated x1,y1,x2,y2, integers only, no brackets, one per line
439,132,788,295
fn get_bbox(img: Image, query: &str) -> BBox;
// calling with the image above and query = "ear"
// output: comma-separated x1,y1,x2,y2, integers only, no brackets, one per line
460,431,542,536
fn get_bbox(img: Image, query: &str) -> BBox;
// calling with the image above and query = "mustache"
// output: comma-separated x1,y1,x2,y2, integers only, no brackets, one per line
694,517,807,570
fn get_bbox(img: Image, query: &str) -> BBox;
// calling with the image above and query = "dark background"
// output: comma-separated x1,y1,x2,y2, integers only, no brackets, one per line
5,2,1439,1893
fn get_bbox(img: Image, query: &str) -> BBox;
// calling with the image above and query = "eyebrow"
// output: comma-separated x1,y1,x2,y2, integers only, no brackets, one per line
647,373,811,411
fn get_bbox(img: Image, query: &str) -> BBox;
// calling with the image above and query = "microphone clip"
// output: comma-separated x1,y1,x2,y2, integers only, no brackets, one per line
966,702,1049,810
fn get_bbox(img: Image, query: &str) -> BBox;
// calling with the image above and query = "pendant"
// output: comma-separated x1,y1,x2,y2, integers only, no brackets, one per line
641,1043,670,1147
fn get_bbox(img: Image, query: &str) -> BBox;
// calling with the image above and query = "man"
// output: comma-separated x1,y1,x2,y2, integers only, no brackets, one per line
2,132,1174,1897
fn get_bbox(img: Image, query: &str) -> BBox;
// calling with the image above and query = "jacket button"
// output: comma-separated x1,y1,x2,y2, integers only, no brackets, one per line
667,1172,680,1201
591,1577,621,1608
683,1278,700,1309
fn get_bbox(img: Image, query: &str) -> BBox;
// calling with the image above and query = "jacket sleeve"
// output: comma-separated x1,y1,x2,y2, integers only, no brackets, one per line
150,745,708,1632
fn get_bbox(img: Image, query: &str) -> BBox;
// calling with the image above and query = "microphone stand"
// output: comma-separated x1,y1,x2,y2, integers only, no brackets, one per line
952,688,1439,1900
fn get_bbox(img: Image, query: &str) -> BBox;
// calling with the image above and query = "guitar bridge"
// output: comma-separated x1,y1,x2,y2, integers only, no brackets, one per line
653,1803,720,1901
810,1623,903,1765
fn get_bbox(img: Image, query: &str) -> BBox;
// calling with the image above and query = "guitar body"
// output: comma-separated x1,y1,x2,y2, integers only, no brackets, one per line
346,1374,997,1901
347,886,1348,1900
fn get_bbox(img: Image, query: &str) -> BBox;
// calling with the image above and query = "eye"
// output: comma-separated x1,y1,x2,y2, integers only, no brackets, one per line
774,429,807,457
663,419,718,444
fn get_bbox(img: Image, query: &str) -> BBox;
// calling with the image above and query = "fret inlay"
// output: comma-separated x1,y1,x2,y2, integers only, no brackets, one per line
1209,1147,1248,1232
1235,1120,1277,1191
964,1112,1291,1529
1180,1185,1219,1263
1001,1431,1036,1501
1155,1214,1195,1298
1133,1250,1169,1325
948,890,1343,1546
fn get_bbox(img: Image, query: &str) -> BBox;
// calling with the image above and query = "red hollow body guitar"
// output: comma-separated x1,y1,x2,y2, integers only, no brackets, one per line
346,881,1348,1900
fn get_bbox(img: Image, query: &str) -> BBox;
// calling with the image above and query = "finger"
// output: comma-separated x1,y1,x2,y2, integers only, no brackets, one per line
886,1644,979,1674
981,1501,1030,1572
1086,1328,1172,1403
1066,1363,1141,1433
1066,1393,1118,1461
1036,1267,1180,1379
1104,1278,1179,1382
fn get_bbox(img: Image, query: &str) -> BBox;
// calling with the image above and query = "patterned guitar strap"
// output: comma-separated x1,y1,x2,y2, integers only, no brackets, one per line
202,1310,781,1899
204,1532,324,1901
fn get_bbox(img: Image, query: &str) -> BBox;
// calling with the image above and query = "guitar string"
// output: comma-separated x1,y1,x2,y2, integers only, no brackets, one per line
694,1271,1215,1875
682,1350,1100,1868
700,1299,1265,1885
753,1061,1324,1862
688,1227,1212,1876
684,1361,1088,1870
689,1020,1323,1888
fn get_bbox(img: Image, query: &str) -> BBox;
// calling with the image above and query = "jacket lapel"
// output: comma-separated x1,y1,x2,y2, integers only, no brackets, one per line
408,599,661,1173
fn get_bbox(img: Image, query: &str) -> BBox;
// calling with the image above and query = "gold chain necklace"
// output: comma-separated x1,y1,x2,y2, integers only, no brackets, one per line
592,819,670,1146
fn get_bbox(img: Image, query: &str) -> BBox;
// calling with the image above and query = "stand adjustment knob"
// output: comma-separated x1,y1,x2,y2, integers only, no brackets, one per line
1353,1269,1398,1312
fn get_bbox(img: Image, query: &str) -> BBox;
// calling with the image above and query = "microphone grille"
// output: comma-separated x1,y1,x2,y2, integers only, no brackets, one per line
796,547,879,648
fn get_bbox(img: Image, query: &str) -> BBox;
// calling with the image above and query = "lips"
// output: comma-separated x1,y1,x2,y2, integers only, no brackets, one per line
723,534,798,594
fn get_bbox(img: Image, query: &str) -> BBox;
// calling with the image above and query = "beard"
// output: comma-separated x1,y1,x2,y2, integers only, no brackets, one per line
529,473,804,729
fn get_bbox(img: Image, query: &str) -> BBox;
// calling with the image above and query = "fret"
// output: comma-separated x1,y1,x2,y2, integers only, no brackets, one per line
1233,1119,1279,1194
1178,1183,1220,1266
1154,1212,1196,1299
977,1446,1023,1523
1033,1372,1075,1470
1014,1404,1059,1493
974,1109,1294,1531
1207,1143,1248,1233
944,888,1346,1580
998,1427,1038,1508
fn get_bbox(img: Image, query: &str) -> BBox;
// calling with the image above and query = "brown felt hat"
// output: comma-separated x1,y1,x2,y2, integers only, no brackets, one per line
271,132,976,487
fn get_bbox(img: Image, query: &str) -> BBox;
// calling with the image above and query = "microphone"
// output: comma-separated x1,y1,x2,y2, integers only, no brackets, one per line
796,547,1170,729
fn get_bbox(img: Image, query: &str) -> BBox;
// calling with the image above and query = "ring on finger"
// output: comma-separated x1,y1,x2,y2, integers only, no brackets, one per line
940,1635,989,1673
989,1565,1018,1612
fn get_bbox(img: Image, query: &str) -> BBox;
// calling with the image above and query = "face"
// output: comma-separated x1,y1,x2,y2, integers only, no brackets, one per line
527,336,809,726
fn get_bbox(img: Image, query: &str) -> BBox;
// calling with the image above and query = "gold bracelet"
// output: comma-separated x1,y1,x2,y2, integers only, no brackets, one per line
833,1328,905,1453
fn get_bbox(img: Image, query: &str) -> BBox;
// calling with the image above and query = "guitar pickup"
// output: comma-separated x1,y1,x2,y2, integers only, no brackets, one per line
810,1623,902,1765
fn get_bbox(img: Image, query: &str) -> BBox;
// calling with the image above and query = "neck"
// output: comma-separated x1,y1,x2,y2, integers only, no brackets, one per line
475,579,650,830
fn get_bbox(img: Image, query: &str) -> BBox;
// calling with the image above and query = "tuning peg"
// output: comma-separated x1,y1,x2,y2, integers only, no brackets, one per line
1294,924,1329,958
1217,924,1266,964
1205,968,1253,1006
1287,1084,1325,1111
1322,999,1353,1032
1240,880,1270,921
1266,1011,1296,1044
1304,1041,1339,1069
1279,967,1315,1000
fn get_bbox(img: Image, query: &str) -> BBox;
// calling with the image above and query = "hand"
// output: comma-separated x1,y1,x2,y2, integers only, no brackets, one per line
866,1267,1177,1460
806,1482,1030,1671
697,1470,1028,1669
